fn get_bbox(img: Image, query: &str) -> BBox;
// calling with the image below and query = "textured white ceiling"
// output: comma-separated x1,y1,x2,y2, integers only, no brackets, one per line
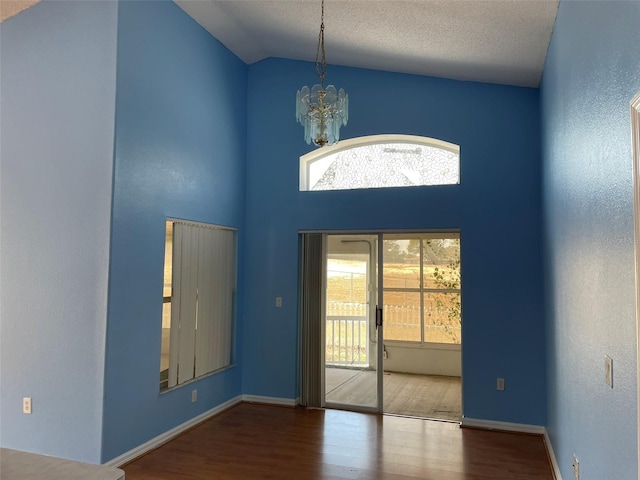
175,0,559,88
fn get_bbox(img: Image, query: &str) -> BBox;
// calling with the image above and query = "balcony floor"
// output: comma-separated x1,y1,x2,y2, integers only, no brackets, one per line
326,367,461,421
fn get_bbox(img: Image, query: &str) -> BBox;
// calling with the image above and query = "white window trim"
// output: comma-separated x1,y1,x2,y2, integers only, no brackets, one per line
299,134,460,191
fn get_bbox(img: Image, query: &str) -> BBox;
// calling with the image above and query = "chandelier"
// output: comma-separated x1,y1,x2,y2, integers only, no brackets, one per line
295,0,349,147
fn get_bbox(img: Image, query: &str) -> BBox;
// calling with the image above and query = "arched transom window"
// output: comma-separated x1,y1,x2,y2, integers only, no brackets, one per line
299,134,460,191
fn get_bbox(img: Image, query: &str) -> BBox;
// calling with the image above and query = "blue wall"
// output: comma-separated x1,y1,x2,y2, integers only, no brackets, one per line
0,1,118,463
244,59,547,425
11,0,639,467
541,1,640,478
101,1,247,462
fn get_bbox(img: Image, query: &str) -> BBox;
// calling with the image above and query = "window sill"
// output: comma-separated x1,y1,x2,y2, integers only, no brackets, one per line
160,363,237,394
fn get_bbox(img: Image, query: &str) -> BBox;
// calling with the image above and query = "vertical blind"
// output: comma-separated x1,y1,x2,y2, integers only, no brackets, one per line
168,221,235,388
299,233,324,407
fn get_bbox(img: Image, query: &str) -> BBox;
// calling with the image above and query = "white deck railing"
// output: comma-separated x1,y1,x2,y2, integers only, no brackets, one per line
325,316,368,366
325,301,461,365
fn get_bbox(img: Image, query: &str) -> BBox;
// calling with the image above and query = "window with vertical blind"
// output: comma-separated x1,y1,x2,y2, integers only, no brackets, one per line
160,219,236,390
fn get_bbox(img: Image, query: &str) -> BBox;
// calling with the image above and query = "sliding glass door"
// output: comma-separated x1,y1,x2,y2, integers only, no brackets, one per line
323,234,383,413
300,230,462,420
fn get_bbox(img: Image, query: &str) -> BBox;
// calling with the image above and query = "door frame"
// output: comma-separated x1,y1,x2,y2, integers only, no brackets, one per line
631,93,640,470
304,228,464,419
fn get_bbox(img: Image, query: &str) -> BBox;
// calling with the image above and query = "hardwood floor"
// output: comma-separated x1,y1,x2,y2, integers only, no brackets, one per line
123,403,554,480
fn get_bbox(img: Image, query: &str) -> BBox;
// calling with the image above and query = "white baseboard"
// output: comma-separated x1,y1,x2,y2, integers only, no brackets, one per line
241,394,297,406
104,395,242,467
543,428,563,480
461,417,546,434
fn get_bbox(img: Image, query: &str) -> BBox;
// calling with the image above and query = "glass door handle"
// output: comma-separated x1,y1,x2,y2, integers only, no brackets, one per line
375,305,383,328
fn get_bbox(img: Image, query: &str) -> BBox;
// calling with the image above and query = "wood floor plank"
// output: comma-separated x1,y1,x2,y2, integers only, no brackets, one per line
122,403,553,480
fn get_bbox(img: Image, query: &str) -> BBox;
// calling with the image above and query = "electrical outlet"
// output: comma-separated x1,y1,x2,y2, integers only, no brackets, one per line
573,454,580,479
23,397,32,414
496,377,505,391
191,389,197,403
275,297,282,308
605,355,613,388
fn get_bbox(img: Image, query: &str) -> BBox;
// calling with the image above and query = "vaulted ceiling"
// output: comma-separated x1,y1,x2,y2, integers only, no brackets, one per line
2,0,559,88
175,0,559,88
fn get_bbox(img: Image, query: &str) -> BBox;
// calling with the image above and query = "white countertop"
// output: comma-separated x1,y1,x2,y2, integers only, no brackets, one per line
0,448,125,480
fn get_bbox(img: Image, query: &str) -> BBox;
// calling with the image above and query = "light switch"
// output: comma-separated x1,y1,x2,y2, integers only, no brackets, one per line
275,297,282,308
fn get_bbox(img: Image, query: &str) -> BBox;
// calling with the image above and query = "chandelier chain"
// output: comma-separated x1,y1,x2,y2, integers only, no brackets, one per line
314,0,327,88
